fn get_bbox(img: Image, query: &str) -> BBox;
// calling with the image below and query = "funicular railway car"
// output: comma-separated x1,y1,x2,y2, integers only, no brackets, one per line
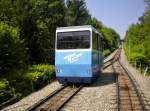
55,25,104,84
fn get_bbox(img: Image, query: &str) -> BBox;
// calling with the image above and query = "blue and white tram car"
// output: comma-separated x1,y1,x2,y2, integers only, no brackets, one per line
55,25,104,84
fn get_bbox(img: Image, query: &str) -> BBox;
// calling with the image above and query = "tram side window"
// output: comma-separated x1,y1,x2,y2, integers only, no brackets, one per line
97,34,101,51
92,31,98,50
99,37,103,51
97,34,99,50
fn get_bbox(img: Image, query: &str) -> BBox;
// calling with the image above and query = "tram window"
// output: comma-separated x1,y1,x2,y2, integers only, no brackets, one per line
99,37,103,51
97,34,100,51
102,39,104,51
92,31,98,50
96,34,99,50
57,30,90,49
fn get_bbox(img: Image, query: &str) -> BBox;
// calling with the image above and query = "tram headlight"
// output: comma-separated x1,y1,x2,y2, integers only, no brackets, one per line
87,69,91,74
56,69,62,73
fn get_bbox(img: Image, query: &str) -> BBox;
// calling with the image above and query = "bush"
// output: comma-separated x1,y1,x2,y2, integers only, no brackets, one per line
0,79,13,103
103,49,111,57
0,64,55,103
23,64,55,90
0,22,27,74
27,64,55,81
124,44,150,75
30,64,54,73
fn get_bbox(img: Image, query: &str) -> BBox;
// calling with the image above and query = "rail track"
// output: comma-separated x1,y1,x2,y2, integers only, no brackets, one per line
27,85,83,111
103,48,120,70
111,47,146,111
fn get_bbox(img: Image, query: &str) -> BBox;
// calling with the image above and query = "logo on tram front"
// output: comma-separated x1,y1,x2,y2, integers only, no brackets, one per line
64,53,83,63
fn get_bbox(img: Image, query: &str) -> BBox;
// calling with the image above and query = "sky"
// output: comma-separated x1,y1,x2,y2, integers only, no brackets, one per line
86,0,146,39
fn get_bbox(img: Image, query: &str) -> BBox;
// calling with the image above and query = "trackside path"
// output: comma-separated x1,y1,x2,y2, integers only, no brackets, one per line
120,48,150,110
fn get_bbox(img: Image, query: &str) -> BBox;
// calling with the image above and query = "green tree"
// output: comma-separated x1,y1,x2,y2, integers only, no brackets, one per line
88,17,103,30
65,0,91,26
101,27,120,50
124,0,150,74
23,0,66,64
0,22,26,74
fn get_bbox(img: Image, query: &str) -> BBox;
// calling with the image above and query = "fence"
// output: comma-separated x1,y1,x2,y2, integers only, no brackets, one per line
129,61,149,76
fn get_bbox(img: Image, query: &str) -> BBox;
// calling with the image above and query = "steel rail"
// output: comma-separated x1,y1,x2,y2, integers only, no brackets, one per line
27,85,67,111
103,48,121,69
55,85,83,111
115,72,120,111
118,61,146,111
109,47,121,111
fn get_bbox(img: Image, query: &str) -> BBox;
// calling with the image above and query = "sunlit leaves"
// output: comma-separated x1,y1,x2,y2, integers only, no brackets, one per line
124,1,150,72
65,0,90,26
0,22,26,73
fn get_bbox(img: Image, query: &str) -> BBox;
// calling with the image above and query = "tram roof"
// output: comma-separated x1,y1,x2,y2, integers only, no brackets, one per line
56,25,102,36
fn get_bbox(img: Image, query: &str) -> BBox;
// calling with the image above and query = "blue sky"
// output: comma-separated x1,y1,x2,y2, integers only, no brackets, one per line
86,0,146,38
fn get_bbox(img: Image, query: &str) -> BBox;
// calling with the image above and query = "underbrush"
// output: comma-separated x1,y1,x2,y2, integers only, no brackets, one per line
124,46,150,76
0,64,55,104
103,49,111,57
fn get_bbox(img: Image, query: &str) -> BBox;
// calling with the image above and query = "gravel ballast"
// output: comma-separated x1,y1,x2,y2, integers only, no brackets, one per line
61,72,116,111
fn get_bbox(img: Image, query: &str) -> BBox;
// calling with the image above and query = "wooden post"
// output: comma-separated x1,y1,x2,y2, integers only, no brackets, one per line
144,66,148,76
30,80,34,92
129,40,131,61
135,61,136,69
12,88,16,98
139,62,141,73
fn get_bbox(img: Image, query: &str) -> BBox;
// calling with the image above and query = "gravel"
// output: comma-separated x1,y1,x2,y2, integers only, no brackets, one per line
61,73,116,111
2,81,61,111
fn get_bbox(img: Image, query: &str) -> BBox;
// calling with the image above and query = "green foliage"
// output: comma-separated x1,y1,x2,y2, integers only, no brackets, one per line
124,0,150,74
24,64,54,88
0,79,13,103
0,0,66,64
30,64,54,72
25,64,55,82
24,71,44,82
88,17,103,31
103,49,111,57
65,0,91,26
101,27,120,50
0,22,26,74
0,64,55,103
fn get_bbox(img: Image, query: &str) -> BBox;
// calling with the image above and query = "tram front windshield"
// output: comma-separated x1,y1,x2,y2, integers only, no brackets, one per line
57,30,90,49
